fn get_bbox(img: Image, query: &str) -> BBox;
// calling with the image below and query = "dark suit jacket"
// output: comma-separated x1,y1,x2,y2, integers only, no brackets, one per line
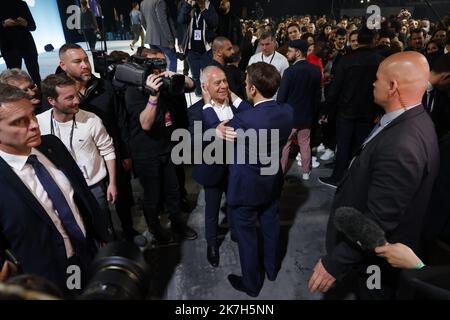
202,100,293,207
322,106,439,283
277,60,322,128
188,99,250,187
423,132,450,246
0,135,109,288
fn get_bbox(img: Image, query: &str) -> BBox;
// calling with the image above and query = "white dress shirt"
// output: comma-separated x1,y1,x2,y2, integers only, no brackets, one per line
203,98,244,121
37,109,116,186
0,148,86,258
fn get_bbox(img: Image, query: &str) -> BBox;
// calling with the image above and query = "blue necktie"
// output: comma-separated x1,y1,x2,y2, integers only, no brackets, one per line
27,155,86,250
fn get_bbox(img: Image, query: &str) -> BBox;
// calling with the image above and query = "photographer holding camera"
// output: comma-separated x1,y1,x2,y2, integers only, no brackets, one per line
124,48,197,244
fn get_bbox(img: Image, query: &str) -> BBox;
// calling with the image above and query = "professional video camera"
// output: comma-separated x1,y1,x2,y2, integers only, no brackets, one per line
92,50,125,80
114,56,186,96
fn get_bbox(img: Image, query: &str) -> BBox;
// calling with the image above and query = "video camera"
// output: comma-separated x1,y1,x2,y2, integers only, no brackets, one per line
113,56,186,96
92,50,125,81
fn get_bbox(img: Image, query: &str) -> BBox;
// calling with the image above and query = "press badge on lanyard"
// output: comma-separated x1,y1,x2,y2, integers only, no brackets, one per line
194,30,202,41
165,111,172,127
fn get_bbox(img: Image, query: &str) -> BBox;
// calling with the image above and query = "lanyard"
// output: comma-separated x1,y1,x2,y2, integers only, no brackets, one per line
194,11,202,29
261,51,276,64
50,110,76,155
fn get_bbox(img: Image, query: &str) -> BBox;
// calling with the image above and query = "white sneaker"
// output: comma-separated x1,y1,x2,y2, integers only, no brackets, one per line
312,156,320,168
320,149,335,161
302,172,311,180
316,143,325,153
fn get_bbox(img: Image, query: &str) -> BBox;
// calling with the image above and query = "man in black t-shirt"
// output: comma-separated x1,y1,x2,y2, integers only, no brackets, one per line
124,48,197,243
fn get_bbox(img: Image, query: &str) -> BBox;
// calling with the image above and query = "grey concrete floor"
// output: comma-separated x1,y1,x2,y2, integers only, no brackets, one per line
112,160,336,300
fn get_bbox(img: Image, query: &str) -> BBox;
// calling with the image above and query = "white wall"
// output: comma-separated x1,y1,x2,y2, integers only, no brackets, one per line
26,0,66,54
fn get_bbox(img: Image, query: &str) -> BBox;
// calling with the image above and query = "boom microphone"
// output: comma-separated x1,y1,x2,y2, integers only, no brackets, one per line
334,207,386,250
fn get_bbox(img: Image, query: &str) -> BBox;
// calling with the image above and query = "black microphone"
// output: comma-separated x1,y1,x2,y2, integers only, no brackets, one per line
334,207,386,250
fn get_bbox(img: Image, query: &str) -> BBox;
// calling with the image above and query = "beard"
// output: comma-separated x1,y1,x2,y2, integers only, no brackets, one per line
223,55,234,64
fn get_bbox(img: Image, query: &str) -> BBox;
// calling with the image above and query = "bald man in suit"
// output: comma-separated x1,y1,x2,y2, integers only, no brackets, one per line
309,52,439,299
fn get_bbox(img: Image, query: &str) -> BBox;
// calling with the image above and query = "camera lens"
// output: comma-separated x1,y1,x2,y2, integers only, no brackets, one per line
79,242,150,300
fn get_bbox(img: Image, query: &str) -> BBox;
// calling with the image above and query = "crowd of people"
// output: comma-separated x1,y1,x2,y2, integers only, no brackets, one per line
0,0,449,300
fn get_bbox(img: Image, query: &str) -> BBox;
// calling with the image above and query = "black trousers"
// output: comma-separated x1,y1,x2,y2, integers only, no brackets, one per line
114,164,135,237
332,115,374,180
2,45,41,84
82,28,97,51
133,154,181,229
204,178,227,246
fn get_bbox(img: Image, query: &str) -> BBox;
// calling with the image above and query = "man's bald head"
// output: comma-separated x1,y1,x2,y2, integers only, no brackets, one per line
373,51,429,112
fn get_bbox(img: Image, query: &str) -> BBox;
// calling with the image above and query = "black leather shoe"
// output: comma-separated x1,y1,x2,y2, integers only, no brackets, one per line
171,222,198,240
150,225,173,244
227,274,258,297
207,245,219,267
266,272,277,281
180,197,194,213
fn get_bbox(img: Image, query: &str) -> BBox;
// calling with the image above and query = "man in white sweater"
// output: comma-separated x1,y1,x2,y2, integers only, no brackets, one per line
38,73,117,237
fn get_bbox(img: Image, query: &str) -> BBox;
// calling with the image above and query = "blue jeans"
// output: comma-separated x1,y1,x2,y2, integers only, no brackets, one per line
151,45,177,72
187,50,212,95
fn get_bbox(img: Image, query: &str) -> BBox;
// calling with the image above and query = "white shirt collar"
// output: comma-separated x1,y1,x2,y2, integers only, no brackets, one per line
211,99,230,109
427,82,434,92
0,148,36,171
254,99,274,108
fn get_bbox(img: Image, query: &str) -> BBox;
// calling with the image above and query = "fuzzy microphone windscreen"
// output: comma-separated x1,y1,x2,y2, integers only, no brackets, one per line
334,207,387,250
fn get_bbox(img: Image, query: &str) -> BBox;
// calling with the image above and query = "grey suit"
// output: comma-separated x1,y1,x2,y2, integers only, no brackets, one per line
322,105,439,299
140,0,176,47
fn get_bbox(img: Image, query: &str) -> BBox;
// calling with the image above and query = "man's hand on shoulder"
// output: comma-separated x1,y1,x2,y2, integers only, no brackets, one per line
216,120,236,142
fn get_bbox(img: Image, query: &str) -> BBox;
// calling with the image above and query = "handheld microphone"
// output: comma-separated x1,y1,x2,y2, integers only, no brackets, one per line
334,207,386,250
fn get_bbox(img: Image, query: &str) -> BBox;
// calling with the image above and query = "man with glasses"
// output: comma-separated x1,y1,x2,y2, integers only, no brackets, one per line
0,69,42,114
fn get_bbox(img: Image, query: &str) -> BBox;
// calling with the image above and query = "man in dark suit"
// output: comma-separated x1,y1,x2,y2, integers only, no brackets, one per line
308,52,439,299
423,53,450,138
0,84,109,291
208,62,293,297
0,0,41,84
278,39,322,180
319,27,384,188
188,66,249,267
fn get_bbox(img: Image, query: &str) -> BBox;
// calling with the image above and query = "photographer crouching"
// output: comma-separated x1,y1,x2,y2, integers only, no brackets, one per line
122,48,197,244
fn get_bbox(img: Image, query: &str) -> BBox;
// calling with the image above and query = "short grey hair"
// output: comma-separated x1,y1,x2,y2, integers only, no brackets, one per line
0,83,29,109
200,66,224,85
0,68,32,85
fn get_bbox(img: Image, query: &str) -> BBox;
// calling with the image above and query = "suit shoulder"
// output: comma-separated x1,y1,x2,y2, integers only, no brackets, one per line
40,134,67,150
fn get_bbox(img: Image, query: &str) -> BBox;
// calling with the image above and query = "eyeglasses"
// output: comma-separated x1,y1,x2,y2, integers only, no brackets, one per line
22,84,37,93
